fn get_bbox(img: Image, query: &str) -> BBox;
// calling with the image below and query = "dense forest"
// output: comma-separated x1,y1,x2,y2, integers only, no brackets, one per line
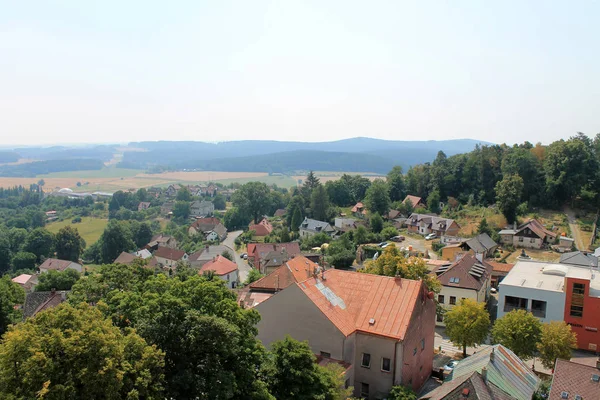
0,159,105,177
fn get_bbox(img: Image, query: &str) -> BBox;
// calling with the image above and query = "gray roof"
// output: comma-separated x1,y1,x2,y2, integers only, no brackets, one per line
466,233,498,253
190,245,229,262
23,291,68,318
420,371,512,400
299,217,334,233
498,229,516,235
559,251,599,267
407,213,457,232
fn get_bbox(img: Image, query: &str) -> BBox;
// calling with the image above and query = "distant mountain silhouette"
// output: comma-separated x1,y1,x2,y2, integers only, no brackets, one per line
121,137,491,173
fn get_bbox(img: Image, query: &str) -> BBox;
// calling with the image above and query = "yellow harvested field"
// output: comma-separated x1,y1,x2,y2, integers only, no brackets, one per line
134,171,268,180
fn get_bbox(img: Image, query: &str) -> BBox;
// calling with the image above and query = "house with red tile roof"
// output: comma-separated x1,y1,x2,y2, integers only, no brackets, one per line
153,247,188,268
432,254,492,326
255,269,437,398
351,202,367,218
549,359,600,400
188,217,227,241
249,218,273,237
23,290,68,318
199,255,238,289
247,242,301,272
38,258,82,274
403,195,426,209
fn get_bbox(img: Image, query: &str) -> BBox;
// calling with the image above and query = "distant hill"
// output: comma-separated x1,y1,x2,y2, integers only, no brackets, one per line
120,138,491,174
0,159,105,177
0,151,20,164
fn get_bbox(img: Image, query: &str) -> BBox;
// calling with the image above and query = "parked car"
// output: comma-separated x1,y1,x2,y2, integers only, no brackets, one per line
425,233,437,240
240,252,248,260
490,287,497,294
444,360,459,371
378,242,391,248
391,235,405,242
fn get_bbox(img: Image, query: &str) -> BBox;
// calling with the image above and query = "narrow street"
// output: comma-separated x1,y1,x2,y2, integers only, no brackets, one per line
564,206,585,250
222,230,252,283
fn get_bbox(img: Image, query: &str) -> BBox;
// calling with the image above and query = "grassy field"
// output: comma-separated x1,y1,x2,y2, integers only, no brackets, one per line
46,217,108,245
505,248,561,264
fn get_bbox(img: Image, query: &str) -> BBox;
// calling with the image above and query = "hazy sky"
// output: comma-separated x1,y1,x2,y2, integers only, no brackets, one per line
1,1,598,146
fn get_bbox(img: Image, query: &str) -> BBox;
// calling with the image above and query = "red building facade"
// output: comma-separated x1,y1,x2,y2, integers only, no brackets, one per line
563,276,600,351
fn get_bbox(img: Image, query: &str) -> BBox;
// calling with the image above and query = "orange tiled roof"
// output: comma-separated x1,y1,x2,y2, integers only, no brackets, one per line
250,255,318,291
297,269,424,340
199,255,238,276
403,195,423,207
485,260,514,273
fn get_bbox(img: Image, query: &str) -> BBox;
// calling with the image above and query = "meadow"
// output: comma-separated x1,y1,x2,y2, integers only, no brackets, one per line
46,217,108,245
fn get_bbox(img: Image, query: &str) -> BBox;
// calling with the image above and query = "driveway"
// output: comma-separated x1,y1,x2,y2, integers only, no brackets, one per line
222,230,252,283
565,207,585,250
392,235,437,259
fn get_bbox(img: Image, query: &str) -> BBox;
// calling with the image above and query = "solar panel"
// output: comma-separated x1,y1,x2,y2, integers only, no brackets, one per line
471,266,486,273
469,271,483,278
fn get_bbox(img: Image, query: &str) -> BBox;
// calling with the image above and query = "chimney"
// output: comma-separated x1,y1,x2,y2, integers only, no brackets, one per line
462,388,470,398
60,291,67,300
394,272,402,282
481,367,487,383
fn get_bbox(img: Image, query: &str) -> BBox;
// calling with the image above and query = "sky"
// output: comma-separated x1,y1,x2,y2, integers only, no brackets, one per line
0,1,598,146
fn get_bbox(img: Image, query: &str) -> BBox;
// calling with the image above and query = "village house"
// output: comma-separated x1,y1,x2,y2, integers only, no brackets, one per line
160,202,174,217
298,217,336,238
199,255,239,289
247,242,301,272
334,217,357,233
548,359,600,400
403,195,427,210
433,254,492,325
190,200,214,218
12,274,38,292
255,269,437,398
421,345,539,400
153,247,188,268
441,233,498,261
486,260,514,288
137,201,151,211
188,217,227,241
189,245,231,267
559,251,598,267
23,290,69,319
193,184,218,197
38,258,82,274
498,219,557,250
165,184,181,197
146,234,178,250
114,251,158,268
249,218,273,237
406,214,460,238
274,208,287,218
351,202,367,218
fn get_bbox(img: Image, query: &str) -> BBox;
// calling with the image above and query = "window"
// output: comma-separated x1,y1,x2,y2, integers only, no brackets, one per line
519,236,524,242
381,357,391,372
421,338,425,350
438,295,445,304
449,296,456,305
413,347,417,356
504,295,528,312
361,353,371,368
437,314,444,322
320,351,331,358
573,283,585,295
570,305,583,318
531,300,547,318
360,383,369,397
530,238,536,243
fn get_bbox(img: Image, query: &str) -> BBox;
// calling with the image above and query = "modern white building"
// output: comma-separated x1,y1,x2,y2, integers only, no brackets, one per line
497,261,570,323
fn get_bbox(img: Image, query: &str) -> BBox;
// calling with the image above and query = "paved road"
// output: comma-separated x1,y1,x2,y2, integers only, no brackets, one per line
222,230,252,283
565,207,586,250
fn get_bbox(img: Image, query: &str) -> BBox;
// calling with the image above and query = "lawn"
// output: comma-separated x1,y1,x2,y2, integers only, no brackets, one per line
46,217,108,245
504,248,561,264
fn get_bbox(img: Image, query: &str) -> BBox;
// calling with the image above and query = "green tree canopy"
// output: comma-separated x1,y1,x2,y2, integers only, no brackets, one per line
388,385,418,400
537,321,577,369
365,179,391,216
213,194,227,210
245,269,264,285
491,309,542,360
326,236,356,269
387,166,406,202
444,298,490,357
360,246,441,293
99,221,136,264
0,276,25,335
176,186,193,201
495,174,524,223
370,213,384,233
172,200,191,221
11,251,37,271
55,225,86,262
36,269,81,292
232,182,272,224
24,227,55,263
427,189,441,214
310,184,330,222
0,302,164,399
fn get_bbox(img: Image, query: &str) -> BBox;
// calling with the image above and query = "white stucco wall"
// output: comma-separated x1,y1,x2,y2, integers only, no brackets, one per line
497,284,565,323
221,269,239,289
513,236,543,249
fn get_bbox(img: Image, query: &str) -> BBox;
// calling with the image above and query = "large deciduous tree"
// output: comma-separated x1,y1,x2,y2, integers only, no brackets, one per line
23,228,55,263
537,321,577,369
365,179,391,216
491,309,542,360
0,303,164,399
325,236,356,269
444,298,490,357
387,166,406,202
55,226,86,262
99,221,136,264
35,269,81,292
0,276,25,335
232,182,272,224
172,201,191,221
495,174,524,223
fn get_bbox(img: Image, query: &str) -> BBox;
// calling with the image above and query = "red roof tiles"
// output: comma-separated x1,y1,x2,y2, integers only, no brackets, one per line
154,247,187,261
250,255,318,292
199,255,238,276
549,359,600,400
298,269,424,339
